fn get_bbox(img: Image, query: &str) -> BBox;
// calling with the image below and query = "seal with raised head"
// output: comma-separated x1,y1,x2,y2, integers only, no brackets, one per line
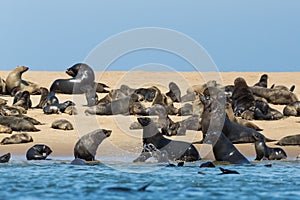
0,153,11,163
276,134,300,146
50,63,95,94
232,77,256,117
253,74,268,88
34,87,49,108
26,144,52,160
253,133,287,160
133,117,200,162
13,91,32,110
51,119,73,130
0,133,33,145
166,82,181,102
74,129,112,161
5,66,40,95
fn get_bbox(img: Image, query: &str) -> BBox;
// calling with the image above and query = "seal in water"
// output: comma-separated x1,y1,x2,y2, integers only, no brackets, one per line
0,133,33,145
253,133,287,160
50,63,95,94
26,144,53,160
133,117,200,162
0,153,11,163
74,129,112,161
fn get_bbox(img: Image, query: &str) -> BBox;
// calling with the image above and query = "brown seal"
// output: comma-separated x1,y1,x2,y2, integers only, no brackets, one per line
5,66,40,95
253,74,268,88
232,77,256,117
283,101,300,116
276,134,300,146
0,125,12,134
0,116,40,132
0,133,33,145
250,86,298,105
51,119,74,130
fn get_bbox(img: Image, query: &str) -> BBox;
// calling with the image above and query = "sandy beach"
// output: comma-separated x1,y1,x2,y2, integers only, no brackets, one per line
0,70,300,161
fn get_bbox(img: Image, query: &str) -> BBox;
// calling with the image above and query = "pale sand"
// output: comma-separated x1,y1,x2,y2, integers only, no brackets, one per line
0,70,300,161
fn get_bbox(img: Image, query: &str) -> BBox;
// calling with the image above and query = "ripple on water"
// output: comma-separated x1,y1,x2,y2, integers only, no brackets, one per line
0,159,300,199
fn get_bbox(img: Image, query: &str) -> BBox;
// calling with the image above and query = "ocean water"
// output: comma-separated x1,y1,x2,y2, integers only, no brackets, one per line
0,157,300,200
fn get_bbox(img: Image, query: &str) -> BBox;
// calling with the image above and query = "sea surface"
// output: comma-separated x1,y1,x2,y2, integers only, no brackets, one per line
0,157,300,200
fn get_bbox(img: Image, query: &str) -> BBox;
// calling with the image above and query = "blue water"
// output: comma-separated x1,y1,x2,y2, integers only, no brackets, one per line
1,158,300,200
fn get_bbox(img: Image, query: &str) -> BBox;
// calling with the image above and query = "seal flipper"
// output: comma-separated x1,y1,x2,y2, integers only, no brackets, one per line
137,181,153,191
290,85,295,92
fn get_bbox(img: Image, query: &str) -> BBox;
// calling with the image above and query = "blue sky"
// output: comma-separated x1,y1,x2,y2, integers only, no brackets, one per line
0,0,299,72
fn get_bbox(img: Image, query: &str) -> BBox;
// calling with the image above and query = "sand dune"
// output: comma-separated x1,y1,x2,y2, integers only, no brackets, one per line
0,70,300,161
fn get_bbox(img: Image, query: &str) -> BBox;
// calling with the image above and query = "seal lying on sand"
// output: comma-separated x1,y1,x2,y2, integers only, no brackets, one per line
0,133,33,145
270,84,295,92
50,63,95,94
0,116,39,132
0,125,12,134
0,153,11,163
51,119,73,130
276,134,300,146
26,144,52,160
133,117,200,162
283,101,300,116
253,101,283,120
250,86,298,105
74,129,112,161
253,133,287,160
5,66,40,95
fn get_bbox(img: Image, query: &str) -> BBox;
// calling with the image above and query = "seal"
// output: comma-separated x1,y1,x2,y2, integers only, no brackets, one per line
270,84,295,92
166,82,181,102
0,77,6,94
199,92,272,144
0,153,11,163
0,133,33,145
51,119,73,130
34,87,49,108
70,158,86,165
253,74,268,88
0,124,13,134
13,91,32,110
5,66,40,95
65,63,109,93
283,101,300,116
250,86,298,105
225,102,263,131
253,101,283,120
133,117,200,162
50,63,95,94
232,77,255,116
26,144,52,160
276,134,300,146
0,116,40,132
43,101,75,115
253,133,287,160
74,129,112,161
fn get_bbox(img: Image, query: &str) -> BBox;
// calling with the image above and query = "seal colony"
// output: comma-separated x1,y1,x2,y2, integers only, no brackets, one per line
1,65,300,167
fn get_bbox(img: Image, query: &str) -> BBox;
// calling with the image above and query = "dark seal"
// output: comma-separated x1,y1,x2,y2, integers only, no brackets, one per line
50,63,95,94
133,117,200,162
253,74,268,88
26,144,53,160
253,133,287,160
74,129,112,161
0,153,11,163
